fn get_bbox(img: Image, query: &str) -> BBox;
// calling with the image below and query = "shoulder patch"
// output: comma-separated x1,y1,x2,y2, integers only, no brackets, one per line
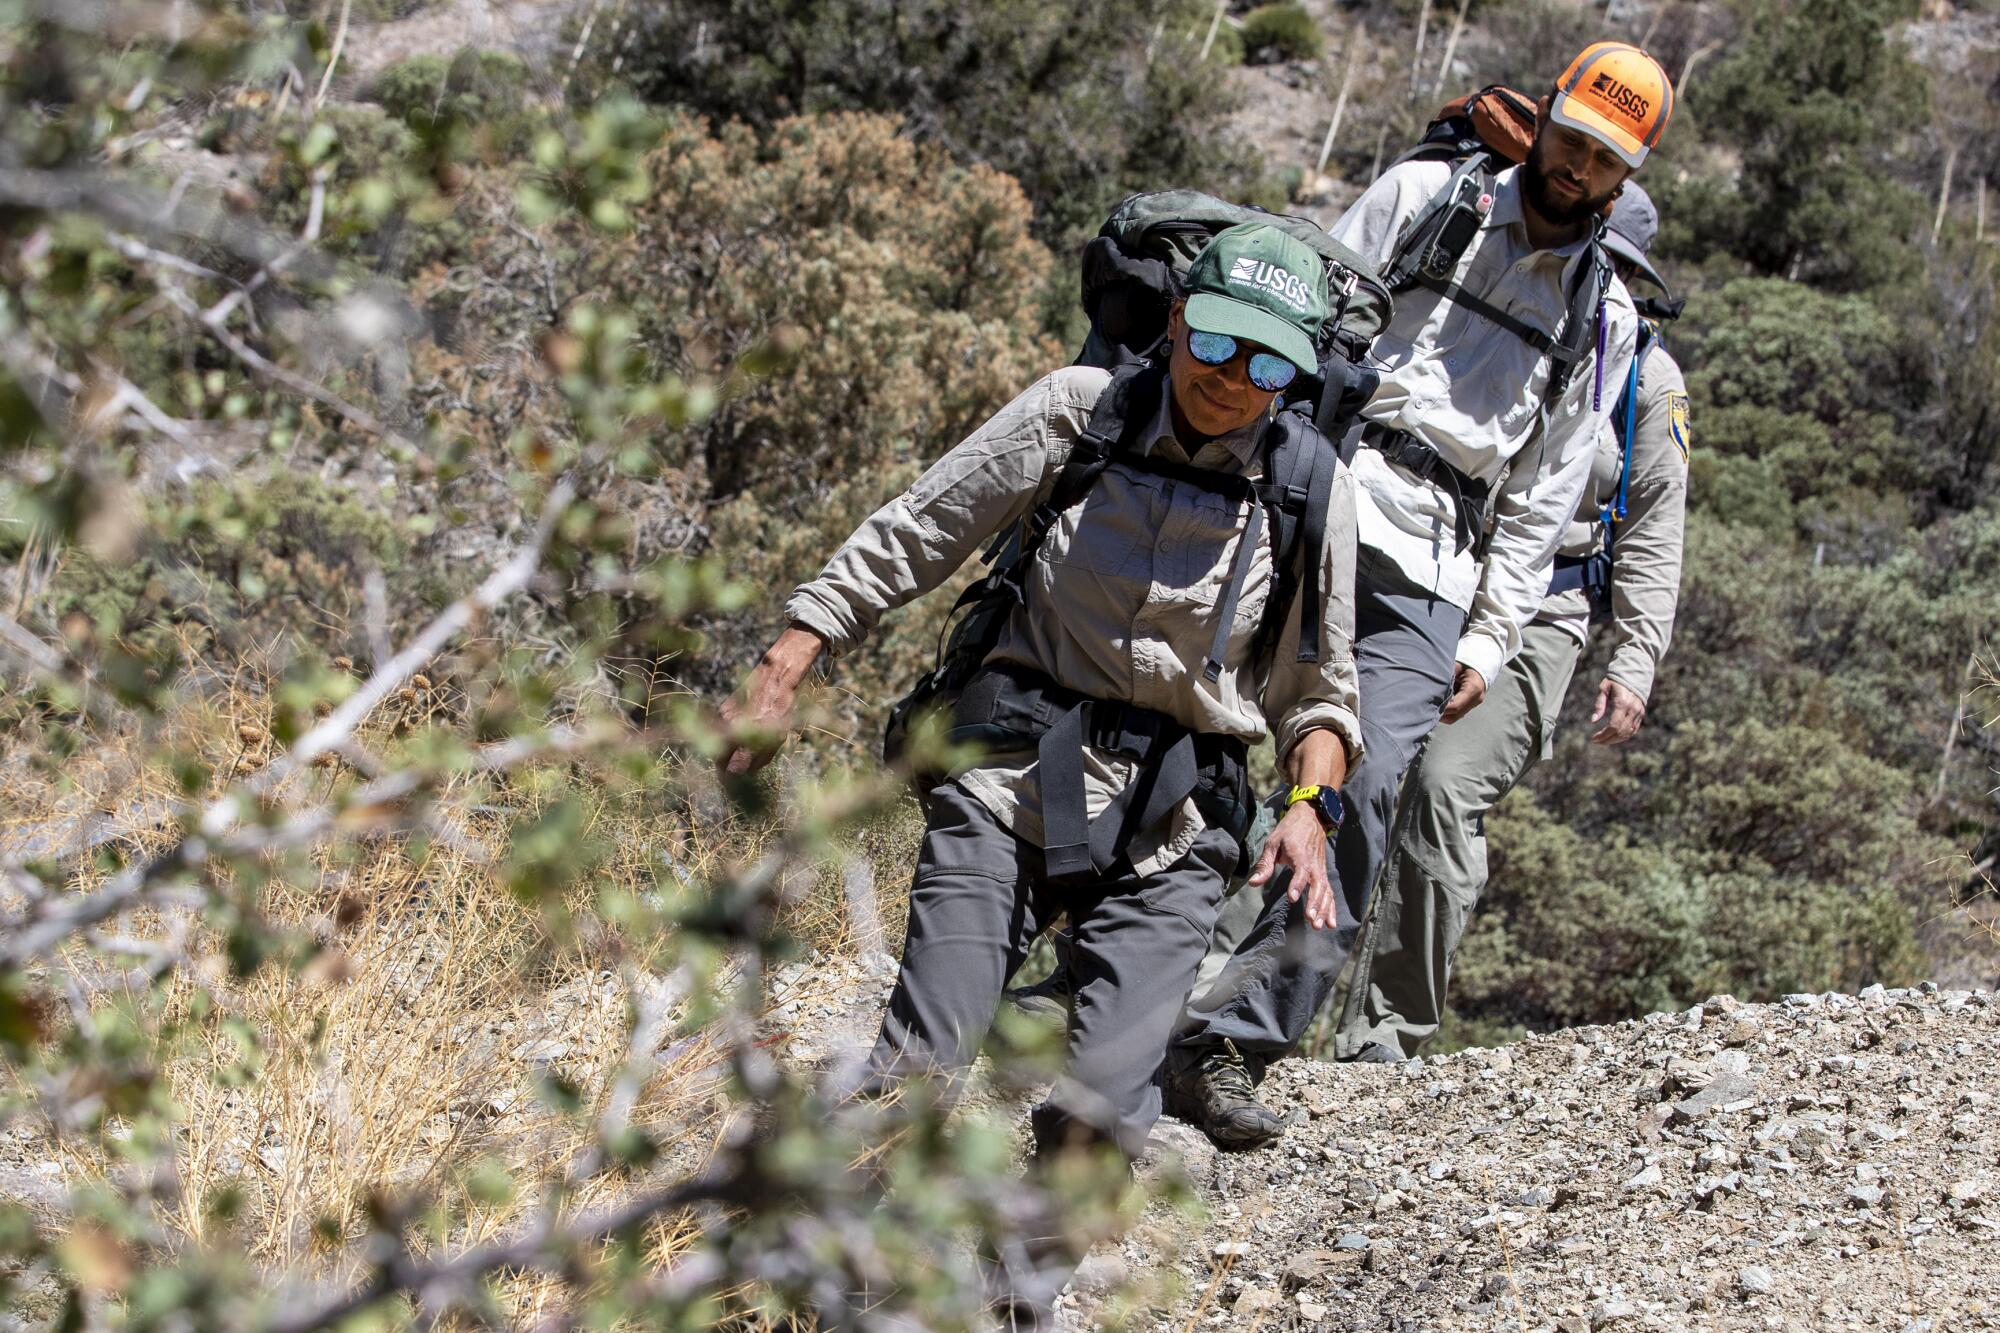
1668,392,1690,459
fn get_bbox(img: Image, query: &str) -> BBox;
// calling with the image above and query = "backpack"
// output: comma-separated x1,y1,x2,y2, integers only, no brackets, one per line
1380,85,1613,411
883,192,1390,773
1548,316,1669,617
1077,189,1391,434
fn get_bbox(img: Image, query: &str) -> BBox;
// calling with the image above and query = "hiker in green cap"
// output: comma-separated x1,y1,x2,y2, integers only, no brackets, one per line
722,222,1363,1326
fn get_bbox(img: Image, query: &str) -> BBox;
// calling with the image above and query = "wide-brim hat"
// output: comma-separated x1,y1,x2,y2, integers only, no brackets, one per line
1602,181,1670,297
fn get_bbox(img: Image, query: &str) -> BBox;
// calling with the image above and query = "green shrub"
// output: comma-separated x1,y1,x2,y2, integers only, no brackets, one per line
601,0,1258,246
412,111,1063,725
1658,0,1928,291
42,472,403,663
258,104,468,275
1239,4,1321,63
368,50,539,159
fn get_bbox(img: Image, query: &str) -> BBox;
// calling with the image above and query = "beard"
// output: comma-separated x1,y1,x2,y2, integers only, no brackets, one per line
1522,139,1621,228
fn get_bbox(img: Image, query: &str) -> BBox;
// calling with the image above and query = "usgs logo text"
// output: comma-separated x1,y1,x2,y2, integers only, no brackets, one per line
1589,71,1652,122
1227,257,1315,313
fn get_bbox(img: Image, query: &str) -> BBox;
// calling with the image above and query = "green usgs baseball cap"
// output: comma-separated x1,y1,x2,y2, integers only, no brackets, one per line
1183,222,1329,373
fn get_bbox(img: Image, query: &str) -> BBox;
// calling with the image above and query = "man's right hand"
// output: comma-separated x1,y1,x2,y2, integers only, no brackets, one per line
1439,661,1487,724
719,625,826,776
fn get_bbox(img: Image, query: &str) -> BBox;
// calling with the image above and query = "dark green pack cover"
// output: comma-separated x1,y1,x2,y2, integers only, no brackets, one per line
1082,190,1391,365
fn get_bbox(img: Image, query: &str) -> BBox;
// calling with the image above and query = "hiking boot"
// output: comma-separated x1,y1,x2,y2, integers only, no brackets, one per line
1343,1040,1404,1065
1162,1040,1285,1151
1003,961,1075,1026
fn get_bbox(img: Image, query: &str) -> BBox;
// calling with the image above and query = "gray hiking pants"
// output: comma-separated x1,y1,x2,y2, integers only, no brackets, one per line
1171,550,1464,1069
866,780,1240,1158
1335,619,1582,1058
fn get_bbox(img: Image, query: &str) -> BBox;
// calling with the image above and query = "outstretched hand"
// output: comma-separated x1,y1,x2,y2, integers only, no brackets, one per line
718,626,826,776
1254,802,1338,930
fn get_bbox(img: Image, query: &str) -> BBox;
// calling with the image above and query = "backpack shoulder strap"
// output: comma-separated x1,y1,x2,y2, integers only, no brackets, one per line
1224,409,1340,674
1007,360,1166,569
1604,321,1657,529
1381,151,1498,293
1545,232,1613,407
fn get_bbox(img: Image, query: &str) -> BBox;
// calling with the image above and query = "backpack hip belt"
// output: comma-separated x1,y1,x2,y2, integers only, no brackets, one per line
1361,424,1492,556
948,664,1252,882
1547,551,1614,622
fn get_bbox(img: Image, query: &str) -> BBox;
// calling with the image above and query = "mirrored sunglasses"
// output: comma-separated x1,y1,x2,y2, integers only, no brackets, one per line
1186,329,1299,393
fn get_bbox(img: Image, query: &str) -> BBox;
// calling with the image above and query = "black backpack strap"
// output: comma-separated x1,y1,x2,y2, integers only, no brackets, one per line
1240,410,1340,672
1295,434,1334,664
1013,359,1167,567
1381,152,1497,293
1410,270,1565,357
1547,232,1612,406
1202,500,1266,683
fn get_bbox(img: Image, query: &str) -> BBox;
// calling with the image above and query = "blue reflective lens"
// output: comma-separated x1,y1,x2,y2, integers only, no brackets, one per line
1187,329,1237,366
1185,329,1299,393
1246,351,1299,393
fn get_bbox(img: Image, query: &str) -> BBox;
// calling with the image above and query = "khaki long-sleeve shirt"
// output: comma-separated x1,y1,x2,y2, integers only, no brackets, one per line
787,366,1363,876
1538,340,1690,701
1328,162,1638,688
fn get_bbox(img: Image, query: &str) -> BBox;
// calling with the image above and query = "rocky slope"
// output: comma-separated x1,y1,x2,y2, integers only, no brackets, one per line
1048,983,2000,1331
734,957,2000,1329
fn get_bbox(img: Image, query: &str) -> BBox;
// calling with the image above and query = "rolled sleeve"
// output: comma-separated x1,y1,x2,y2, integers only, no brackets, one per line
1266,465,1364,768
1457,295,1637,684
782,369,1104,656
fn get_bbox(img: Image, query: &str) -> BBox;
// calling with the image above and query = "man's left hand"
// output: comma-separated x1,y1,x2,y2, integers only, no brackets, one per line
1590,677,1646,745
1253,802,1338,931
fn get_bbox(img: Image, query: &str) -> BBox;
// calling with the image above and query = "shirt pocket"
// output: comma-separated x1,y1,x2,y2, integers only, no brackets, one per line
1040,466,1154,582
1163,488,1276,670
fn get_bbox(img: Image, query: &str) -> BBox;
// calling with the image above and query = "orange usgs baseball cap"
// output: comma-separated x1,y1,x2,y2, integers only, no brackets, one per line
1548,42,1674,168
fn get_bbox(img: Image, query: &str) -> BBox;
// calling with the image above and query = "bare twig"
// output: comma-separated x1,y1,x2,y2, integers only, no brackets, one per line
0,162,336,286
203,170,326,327
265,1172,750,1333
1679,41,1721,96
314,0,353,112
1315,39,1360,178
1430,0,1472,98
1933,144,1959,245
1408,0,1434,99
205,480,574,831
1196,0,1227,62
160,285,421,450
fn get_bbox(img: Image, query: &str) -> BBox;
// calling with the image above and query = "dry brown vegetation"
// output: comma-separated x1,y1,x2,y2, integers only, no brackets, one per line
0,668,930,1324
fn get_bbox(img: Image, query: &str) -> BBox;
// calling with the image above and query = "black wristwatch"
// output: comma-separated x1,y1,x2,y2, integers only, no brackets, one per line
1286,784,1345,836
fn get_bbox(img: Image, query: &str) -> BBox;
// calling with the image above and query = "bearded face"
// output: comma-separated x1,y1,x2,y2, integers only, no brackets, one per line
1522,128,1629,228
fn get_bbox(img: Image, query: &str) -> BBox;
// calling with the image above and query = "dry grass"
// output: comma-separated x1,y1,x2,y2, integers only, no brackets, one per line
0,668,928,1324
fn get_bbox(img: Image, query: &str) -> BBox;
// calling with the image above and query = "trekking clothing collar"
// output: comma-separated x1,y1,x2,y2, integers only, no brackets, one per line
1484,167,1600,261
1139,384,1265,469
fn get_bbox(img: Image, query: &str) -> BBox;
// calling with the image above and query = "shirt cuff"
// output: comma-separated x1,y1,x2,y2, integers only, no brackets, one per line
783,585,865,658
1275,706,1365,772
1452,633,1505,693
1605,648,1657,704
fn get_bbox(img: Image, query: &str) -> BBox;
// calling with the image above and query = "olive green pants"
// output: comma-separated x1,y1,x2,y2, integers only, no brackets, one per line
1333,620,1582,1059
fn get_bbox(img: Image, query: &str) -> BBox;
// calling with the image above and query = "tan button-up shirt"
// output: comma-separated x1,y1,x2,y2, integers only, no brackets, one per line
1328,162,1638,688
1538,340,1690,701
787,366,1363,876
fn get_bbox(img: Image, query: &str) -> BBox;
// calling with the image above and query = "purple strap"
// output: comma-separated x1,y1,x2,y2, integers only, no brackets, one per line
1592,302,1606,411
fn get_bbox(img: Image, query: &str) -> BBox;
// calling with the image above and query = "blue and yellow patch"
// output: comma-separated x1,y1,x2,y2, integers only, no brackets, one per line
1668,391,1691,459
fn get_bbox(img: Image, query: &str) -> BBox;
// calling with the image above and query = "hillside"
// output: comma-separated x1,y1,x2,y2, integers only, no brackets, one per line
1103,984,2000,1330
2,0,1999,1327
